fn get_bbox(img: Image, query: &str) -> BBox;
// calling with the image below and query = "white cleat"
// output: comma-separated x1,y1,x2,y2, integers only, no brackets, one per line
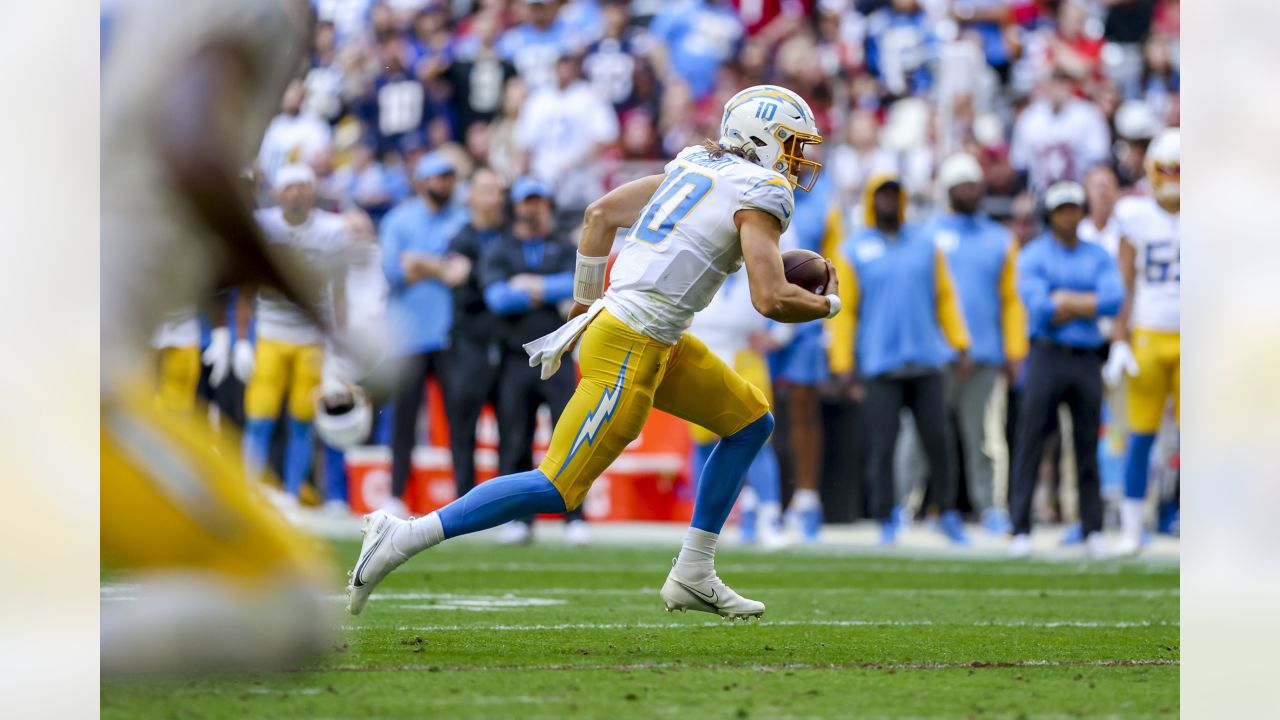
1008,534,1032,559
565,519,590,547
346,511,410,615
660,564,765,620
1112,534,1142,557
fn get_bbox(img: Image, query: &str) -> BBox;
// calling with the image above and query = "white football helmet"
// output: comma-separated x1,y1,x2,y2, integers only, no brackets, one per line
314,382,373,450
1145,127,1179,203
718,85,823,191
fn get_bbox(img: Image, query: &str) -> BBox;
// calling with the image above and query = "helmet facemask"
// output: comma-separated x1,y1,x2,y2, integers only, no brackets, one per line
1150,160,1180,203
773,126,823,192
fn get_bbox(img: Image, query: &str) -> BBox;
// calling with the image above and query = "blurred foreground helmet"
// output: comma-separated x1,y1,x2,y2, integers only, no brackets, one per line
718,85,823,191
1145,128,1180,203
314,382,373,450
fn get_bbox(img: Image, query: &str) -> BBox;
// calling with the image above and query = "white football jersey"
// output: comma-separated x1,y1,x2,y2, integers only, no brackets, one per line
686,270,768,366
101,0,302,378
604,145,795,345
1114,196,1180,332
254,208,350,345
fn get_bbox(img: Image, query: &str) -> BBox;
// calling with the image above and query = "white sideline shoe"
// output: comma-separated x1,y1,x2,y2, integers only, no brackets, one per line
379,496,410,519
346,511,409,615
565,519,590,546
660,563,765,620
1008,534,1032,559
1112,534,1142,557
1085,532,1110,560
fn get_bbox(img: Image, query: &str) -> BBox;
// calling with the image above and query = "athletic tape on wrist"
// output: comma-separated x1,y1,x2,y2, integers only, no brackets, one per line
574,252,608,305
824,293,842,319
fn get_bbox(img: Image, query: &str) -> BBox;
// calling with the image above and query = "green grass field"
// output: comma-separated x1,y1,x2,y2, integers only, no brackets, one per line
102,537,1179,718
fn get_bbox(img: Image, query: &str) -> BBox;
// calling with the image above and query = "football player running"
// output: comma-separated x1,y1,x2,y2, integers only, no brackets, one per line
349,85,840,620
1104,128,1181,555
101,0,339,676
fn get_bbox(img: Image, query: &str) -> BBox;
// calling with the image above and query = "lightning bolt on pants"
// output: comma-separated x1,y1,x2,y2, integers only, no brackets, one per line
540,310,772,512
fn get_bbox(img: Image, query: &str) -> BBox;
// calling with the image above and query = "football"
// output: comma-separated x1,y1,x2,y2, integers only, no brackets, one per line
782,248,830,294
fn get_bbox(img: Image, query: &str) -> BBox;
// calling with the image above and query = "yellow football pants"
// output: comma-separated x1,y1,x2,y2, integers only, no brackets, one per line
1127,328,1180,434
245,339,323,422
102,385,331,584
690,350,773,446
538,310,770,510
155,346,200,414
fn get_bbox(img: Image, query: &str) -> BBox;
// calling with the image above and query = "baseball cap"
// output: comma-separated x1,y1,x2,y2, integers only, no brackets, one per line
274,163,316,192
937,153,984,192
413,152,455,180
1044,180,1086,212
511,176,553,203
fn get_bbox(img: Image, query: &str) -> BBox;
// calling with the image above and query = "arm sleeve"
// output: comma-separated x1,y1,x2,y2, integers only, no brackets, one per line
934,250,972,352
739,176,795,233
1094,251,1125,318
379,213,406,290
478,246,532,315
1017,244,1056,330
999,240,1030,361
826,250,860,375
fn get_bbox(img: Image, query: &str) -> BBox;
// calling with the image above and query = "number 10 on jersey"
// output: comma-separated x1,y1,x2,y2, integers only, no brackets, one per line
629,168,714,245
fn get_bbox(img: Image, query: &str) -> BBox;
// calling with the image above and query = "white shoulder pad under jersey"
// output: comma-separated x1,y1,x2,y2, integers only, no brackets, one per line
254,208,350,345
1114,196,1180,332
604,146,795,345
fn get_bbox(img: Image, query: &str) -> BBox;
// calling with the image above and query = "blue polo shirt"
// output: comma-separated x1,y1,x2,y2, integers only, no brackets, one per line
1017,232,1124,348
379,196,469,354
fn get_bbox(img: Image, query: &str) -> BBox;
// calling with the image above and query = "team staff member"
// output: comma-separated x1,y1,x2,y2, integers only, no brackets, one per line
1008,181,1124,559
915,153,1028,534
379,152,470,516
479,177,587,545
828,174,973,546
152,310,202,414
444,167,509,499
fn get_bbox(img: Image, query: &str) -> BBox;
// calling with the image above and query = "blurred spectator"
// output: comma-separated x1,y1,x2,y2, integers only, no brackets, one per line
828,175,972,546
864,0,938,97
444,167,508,499
1010,69,1110,193
449,11,519,134
379,152,471,515
316,0,379,44
486,77,531,181
405,5,452,78
304,20,347,123
952,0,1013,82
830,109,898,209
648,0,745,100
358,37,430,154
515,53,619,210
498,0,572,89
479,177,586,544
258,79,333,187
657,80,699,157
560,0,607,50
583,1,640,109
1137,33,1178,123
1008,180,1124,558
1046,0,1104,85
1079,164,1121,257
1112,99,1162,189
732,0,806,48
912,153,1028,534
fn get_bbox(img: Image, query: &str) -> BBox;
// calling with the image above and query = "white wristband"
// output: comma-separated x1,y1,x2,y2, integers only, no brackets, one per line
574,252,608,305
824,293,842,319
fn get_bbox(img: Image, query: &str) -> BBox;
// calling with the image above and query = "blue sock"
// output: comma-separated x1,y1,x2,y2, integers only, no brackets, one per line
323,444,348,503
690,412,775,534
1124,433,1157,500
437,469,567,539
746,442,781,505
242,417,276,479
283,418,314,497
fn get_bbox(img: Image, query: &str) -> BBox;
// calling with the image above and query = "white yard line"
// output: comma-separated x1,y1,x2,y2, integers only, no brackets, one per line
334,619,1178,632
325,658,1180,673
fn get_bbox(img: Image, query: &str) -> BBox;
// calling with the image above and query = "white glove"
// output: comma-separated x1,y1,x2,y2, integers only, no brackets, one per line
1103,340,1139,388
232,339,256,383
201,327,231,388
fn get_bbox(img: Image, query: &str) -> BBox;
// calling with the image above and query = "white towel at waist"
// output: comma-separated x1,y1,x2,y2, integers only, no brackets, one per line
522,300,607,380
